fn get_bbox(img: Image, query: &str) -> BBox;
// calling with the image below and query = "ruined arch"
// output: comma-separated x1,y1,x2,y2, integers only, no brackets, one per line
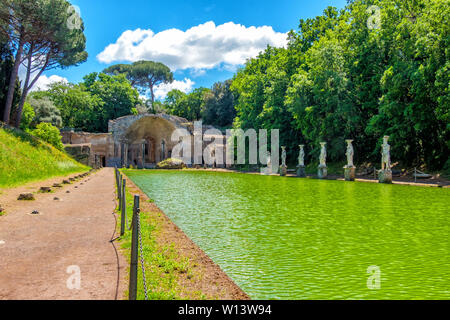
108,114,191,168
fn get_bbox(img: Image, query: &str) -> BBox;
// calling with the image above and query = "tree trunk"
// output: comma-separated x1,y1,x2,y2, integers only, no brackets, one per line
150,85,155,114
3,36,24,124
15,48,48,128
15,47,32,128
14,81,29,128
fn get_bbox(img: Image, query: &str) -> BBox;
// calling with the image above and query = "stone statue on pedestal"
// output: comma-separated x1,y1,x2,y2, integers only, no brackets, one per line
345,140,354,168
344,139,356,181
281,147,287,167
261,151,272,175
381,136,391,171
319,142,327,167
280,146,287,176
318,142,328,179
298,145,305,167
297,145,306,177
379,135,393,184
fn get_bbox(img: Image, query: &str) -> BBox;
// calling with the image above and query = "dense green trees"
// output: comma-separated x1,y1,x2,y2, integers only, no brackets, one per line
232,0,449,170
162,80,237,127
203,80,237,127
0,0,87,127
27,95,62,128
81,73,140,132
36,73,141,132
164,88,210,121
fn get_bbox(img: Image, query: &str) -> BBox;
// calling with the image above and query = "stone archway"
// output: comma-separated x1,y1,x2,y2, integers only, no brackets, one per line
109,114,191,168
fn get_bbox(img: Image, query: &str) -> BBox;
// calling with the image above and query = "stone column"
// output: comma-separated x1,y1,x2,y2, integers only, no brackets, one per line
141,141,146,169
120,143,124,167
124,144,129,168
161,140,166,162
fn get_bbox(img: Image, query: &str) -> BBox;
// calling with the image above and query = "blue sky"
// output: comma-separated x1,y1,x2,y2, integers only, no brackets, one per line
36,0,348,99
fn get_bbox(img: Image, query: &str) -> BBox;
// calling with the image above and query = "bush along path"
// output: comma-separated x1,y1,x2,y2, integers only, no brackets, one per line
0,168,127,300
117,171,249,300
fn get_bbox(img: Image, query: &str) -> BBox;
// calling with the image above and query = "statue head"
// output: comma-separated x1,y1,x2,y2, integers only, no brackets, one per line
346,139,353,145
383,136,390,144
320,142,327,148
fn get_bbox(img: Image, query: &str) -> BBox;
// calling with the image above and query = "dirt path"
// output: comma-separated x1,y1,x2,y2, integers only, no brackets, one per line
0,168,126,300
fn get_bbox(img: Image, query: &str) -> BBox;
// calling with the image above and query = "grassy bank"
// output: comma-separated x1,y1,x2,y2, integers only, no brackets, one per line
117,181,206,300
0,125,88,188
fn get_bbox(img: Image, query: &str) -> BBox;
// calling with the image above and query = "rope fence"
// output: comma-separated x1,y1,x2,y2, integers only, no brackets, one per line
114,167,149,300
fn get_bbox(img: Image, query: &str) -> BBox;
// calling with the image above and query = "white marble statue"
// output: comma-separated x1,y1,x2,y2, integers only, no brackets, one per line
266,151,272,174
298,145,305,167
345,140,354,168
381,136,391,171
281,146,287,167
319,142,327,167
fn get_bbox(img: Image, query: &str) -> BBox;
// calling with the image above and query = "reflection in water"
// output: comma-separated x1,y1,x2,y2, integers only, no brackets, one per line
126,170,450,300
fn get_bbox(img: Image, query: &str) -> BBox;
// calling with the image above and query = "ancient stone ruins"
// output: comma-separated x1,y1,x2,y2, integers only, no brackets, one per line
62,114,225,169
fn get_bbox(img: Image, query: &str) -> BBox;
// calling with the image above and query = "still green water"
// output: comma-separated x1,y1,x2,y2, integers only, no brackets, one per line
125,170,449,300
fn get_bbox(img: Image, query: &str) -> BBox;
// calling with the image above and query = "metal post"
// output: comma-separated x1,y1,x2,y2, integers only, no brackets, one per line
129,195,140,300
121,179,126,236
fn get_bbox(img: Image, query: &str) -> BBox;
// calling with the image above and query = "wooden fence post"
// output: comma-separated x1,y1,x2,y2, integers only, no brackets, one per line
118,174,123,208
129,195,140,300
120,179,127,236
115,168,120,199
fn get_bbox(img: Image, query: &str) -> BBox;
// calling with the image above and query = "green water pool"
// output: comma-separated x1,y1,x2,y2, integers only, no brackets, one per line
125,170,450,300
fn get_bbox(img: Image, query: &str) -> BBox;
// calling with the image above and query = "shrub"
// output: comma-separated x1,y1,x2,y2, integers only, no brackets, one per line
20,102,35,131
156,158,186,169
31,123,64,150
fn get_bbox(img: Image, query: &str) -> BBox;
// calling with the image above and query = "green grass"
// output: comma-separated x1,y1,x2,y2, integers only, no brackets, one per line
0,124,89,188
117,180,206,300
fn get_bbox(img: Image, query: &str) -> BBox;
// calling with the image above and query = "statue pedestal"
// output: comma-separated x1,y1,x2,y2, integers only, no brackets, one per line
280,165,287,176
318,165,328,179
297,165,306,177
344,166,356,181
378,169,392,184
261,167,272,175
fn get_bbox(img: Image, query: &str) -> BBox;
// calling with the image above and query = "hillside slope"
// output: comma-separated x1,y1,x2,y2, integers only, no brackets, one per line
0,125,88,188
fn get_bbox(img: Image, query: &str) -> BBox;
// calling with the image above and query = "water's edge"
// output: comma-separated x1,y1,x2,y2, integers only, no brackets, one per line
122,172,251,300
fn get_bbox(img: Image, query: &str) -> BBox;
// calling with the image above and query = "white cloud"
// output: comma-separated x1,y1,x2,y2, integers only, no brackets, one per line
154,78,195,100
29,75,68,92
97,21,288,71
